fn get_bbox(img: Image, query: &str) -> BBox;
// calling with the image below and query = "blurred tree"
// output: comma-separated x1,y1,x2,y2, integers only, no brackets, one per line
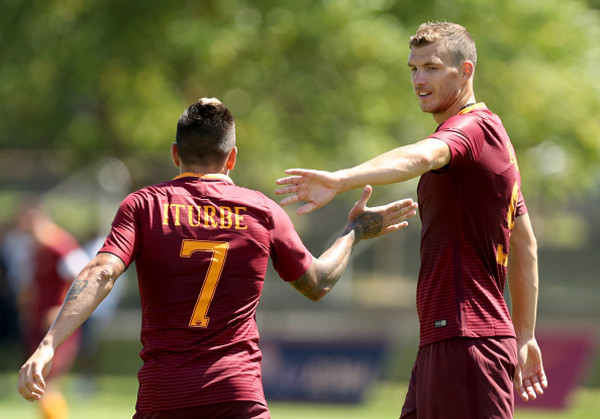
0,0,599,204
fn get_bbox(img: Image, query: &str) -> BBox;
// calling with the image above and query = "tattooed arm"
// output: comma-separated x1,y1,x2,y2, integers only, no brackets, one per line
18,252,125,402
290,186,417,301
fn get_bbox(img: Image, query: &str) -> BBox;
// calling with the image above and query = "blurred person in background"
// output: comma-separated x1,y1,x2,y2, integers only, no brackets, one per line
17,200,88,419
276,21,547,418
0,224,21,352
1,211,35,349
17,98,418,419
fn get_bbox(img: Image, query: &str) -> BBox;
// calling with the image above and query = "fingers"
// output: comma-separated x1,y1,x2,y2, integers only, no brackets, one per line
522,375,544,401
385,209,417,233
396,199,418,215
17,363,46,402
274,185,298,196
515,372,539,401
514,367,528,401
515,364,548,402
356,185,373,209
530,375,545,398
523,378,536,401
284,168,312,176
352,196,417,238
380,198,415,212
381,199,418,220
517,388,529,402
276,169,316,187
278,194,300,207
275,177,301,190
394,207,418,223
33,366,47,391
297,202,319,216
526,370,548,400
395,198,417,211
383,221,409,234
539,370,549,389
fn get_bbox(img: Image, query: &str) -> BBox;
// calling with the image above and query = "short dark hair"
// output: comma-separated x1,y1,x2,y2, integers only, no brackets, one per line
409,21,477,68
175,98,236,167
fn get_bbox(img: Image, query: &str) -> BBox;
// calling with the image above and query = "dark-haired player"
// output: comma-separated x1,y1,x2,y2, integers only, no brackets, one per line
276,22,548,418
18,97,417,418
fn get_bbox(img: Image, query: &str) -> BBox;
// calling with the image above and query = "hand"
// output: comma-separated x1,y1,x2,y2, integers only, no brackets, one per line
514,337,548,401
346,185,418,240
275,169,340,215
17,344,54,402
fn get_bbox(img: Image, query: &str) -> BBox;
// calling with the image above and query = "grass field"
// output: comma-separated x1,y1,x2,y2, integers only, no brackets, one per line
1,374,599,418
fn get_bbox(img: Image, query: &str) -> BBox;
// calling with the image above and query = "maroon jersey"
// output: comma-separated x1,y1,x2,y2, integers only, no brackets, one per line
100,173,313,412
416,103,526,346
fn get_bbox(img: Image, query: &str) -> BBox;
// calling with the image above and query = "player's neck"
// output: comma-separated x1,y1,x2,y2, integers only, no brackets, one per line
433,94,477,125
179,164,229,177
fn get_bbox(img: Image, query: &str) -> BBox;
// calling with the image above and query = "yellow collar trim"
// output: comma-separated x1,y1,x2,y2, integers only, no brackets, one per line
173,172,232,182
458,102,487,115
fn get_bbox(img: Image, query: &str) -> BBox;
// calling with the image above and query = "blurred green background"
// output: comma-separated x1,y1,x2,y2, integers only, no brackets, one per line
1,0,600,417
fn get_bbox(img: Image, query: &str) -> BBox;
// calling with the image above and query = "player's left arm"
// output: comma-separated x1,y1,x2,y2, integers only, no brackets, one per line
17,252,126,402
508,212,548,401
289,185,417,301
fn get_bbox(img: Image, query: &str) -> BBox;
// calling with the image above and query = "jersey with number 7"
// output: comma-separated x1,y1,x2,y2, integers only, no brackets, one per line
416,103,525,347
100,173,313,413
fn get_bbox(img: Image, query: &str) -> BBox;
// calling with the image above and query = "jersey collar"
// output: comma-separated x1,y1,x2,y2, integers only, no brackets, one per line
173,172,233,183
458,102,487,115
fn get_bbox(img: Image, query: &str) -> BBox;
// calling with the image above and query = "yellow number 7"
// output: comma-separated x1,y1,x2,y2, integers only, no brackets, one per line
180,239,229,328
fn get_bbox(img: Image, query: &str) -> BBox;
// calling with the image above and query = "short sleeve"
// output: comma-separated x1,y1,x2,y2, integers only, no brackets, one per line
100,193,141,267
516,182,527,217
429,115,485,170
268,203,313,282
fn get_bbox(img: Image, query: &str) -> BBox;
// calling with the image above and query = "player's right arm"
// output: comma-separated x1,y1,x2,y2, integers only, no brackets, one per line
289,185,417,301
275,138,449,215
17,252,126,402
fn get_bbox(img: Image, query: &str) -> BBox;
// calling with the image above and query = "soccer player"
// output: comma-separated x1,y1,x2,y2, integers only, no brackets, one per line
275,22,548,418
17,98,418,418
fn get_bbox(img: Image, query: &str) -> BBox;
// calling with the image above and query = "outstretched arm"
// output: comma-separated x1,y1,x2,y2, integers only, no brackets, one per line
17,252,126,402
289,185,417,301
275,138,449,215
508,213,548,401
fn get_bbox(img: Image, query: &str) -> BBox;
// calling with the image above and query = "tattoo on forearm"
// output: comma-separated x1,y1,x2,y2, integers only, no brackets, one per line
294,267,340,301
66,279,88,302
295,211,385,301
346,211,383,240
317,265,336,287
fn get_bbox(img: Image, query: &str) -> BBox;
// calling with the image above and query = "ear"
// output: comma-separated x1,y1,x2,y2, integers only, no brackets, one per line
462,60,475,81
171,142,181,167
226,146,237,171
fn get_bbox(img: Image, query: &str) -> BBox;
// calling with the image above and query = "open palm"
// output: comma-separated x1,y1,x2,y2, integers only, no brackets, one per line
275,168,340,215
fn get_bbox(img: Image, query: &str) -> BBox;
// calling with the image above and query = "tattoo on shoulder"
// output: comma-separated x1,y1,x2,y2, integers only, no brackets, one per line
352,211,383,240
66,279,89,302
